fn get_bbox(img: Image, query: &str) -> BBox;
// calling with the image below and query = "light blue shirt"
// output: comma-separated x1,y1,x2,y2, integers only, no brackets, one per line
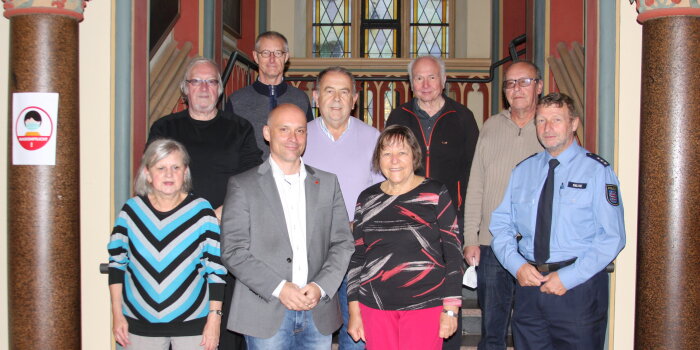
490,142,626,289
317,116,352,141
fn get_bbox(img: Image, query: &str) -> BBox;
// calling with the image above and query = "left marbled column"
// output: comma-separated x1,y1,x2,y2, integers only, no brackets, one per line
4,1,87,348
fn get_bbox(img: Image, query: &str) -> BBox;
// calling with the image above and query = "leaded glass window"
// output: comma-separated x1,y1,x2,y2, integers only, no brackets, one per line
410,0,448,57
361,0,400,58
313,0,352,57
311,0,450,58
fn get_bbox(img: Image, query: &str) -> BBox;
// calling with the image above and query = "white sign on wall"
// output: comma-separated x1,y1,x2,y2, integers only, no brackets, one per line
12,92,59,165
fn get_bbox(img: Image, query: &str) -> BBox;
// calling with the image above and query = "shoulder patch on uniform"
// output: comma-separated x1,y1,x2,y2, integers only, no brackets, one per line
516,153,538,167
587,153,610,167
606,184,620,206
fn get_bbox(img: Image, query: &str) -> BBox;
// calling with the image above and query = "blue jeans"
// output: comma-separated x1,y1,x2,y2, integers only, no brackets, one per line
477,245,515,350
244,309,330,350
338,277,366,349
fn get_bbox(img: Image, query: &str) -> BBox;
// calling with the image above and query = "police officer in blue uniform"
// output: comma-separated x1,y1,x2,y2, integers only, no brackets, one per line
490,92,626,349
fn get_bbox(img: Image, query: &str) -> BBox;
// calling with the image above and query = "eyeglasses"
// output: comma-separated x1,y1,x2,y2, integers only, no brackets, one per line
256,50,287,58
503,78,539,89
186,79,220,87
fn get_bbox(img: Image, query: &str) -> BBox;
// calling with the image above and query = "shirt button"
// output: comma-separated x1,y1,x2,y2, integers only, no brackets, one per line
286,257,292,263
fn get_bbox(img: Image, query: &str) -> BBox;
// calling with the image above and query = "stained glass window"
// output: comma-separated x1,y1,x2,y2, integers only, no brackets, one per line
361,0,400,58
311,0,450,58
410,0,448,57
313,0,352,57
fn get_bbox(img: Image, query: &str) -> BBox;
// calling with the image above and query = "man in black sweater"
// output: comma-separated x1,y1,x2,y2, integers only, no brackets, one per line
148,56,262,350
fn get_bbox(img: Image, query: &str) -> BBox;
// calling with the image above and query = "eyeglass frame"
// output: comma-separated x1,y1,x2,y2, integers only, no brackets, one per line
256,50,288,58
186,79,220,87
503,77,540,89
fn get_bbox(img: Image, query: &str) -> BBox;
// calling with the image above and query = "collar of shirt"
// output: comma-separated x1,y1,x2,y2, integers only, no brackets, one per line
413,98,445,120
543,140,581,168
269,156,308,181
253,78,288,97
318,116,353,141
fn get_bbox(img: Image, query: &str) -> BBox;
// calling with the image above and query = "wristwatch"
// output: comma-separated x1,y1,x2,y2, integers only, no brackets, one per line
442,309,458,318
210,310,223,316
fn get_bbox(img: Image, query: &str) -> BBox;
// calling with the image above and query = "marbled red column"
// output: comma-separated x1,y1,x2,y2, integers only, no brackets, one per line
635,15,700,349
7,13,82,349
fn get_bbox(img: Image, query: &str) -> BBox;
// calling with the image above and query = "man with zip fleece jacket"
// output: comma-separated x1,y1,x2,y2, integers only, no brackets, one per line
386,55,479,232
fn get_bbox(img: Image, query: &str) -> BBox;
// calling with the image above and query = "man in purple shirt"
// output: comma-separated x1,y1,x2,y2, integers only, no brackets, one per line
303,66,384,349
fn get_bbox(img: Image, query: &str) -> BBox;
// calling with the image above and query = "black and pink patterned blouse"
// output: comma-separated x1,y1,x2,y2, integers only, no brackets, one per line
347,179,464,311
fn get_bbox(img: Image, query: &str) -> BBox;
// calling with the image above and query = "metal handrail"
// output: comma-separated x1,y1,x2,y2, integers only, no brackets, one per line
219,49,258,109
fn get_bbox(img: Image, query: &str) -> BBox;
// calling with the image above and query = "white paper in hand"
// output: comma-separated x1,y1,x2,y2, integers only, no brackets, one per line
463,265,477,288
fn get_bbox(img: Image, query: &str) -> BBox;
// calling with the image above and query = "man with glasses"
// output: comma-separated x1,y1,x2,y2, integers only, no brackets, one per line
148,56,263,350
462,60,544,349
226,31,314,159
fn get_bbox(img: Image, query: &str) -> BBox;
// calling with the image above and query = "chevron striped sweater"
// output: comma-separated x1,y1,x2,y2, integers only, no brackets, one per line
108,194,227,337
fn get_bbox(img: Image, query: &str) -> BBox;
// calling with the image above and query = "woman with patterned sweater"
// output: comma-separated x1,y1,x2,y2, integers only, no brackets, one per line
107,139,226,350
347,125,464,350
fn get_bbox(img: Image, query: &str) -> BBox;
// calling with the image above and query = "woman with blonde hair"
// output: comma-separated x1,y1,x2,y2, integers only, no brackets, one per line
108,139,226,350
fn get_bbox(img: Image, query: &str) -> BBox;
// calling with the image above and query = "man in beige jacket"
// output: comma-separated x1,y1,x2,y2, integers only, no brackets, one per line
462,61,544,349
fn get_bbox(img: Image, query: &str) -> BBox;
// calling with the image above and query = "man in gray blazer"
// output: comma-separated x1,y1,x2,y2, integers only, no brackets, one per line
221,103,354,349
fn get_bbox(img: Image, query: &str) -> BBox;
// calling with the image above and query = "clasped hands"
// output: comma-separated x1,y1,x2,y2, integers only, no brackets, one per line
279,282,321,311
516,263,568,295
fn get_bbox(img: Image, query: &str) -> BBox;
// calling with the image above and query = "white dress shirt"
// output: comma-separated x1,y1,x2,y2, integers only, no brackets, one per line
269,157,309,296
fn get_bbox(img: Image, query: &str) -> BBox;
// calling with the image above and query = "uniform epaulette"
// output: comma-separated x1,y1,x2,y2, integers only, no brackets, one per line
586,153,610,167
516,153,538,167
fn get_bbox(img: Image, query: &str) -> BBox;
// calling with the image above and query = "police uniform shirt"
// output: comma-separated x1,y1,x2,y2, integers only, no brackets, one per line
490,141,626,290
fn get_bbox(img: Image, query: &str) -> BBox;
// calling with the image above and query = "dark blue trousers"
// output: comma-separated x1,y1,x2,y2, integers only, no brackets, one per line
512,270,608,350
477,245,515,350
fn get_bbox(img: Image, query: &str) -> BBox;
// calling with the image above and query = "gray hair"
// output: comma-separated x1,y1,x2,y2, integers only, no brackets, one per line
179,57,224,99
134,139,192,196
408,55,447,85
507,60,542,80
255,31,290,53
316,66,357,94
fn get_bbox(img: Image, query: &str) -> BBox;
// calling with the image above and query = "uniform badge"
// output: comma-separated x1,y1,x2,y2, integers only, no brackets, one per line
606,184,619,206
568,182,587,189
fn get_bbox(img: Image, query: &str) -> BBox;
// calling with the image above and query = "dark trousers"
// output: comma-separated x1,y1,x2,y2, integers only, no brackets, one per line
220,273,246,350
512,270,609,350
477,245,515,350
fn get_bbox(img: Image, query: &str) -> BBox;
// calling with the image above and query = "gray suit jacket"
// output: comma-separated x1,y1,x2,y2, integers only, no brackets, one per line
220,160,354,338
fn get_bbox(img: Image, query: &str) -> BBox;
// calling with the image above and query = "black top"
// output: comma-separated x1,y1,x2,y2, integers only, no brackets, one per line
347,179,464,310
148,109,263,208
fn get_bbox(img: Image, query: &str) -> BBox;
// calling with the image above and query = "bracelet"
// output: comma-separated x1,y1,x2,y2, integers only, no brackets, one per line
209,310,223,316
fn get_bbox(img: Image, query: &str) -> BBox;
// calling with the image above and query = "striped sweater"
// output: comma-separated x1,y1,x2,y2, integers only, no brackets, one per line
108,194,226,337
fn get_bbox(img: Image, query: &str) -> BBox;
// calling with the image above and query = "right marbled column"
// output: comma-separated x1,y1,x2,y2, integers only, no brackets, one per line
635,14,700,349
